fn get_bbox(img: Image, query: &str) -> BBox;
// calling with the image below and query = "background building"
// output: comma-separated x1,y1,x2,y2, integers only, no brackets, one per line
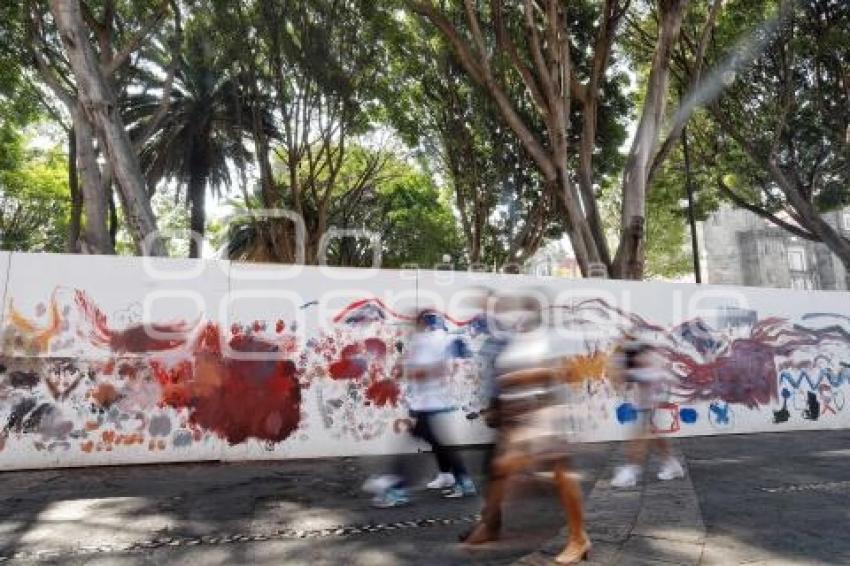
698,206,850,290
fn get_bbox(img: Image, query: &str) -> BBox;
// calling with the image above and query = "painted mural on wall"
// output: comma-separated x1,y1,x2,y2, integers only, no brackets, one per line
0,287,488,462
1,254,850,470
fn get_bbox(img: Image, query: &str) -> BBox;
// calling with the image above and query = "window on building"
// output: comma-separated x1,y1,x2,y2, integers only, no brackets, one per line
788,247,806,272
842,212,850,231
791,276,815,290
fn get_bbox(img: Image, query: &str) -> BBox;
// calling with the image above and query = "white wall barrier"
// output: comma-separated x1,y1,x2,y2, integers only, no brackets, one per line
1,252,849,470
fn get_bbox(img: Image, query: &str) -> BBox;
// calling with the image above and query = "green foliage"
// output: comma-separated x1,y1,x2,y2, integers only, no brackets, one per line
0,2,43,127
369,169,463,269
0,131,70,252
125,16,258,256
691,0,850,218
222,146,461,268
17,0,844,276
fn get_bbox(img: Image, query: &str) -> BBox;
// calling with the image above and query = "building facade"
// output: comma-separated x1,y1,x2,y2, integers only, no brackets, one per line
699,206,850,290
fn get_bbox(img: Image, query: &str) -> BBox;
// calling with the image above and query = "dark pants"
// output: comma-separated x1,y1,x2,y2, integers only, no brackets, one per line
395,410,468,482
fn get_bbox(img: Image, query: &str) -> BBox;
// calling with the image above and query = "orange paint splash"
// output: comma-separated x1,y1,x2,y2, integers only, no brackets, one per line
6,297,62,352
557,351,609,384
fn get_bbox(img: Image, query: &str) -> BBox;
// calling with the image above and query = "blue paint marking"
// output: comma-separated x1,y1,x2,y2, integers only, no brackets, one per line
616,403,638,424
779,367,850,390
709,402,731,425
679,407,698,424
781,387,791,399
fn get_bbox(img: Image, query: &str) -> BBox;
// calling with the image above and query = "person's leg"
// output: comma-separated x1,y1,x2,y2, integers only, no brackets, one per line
553,461,591,564
652,436,670,458
462,474,507,543
445,442,470,481
412,411,452,473
462,447,529,544
364,417,415,507
459,424,501,542
422,412,474,496
628,436,650,464
654,437,684,480
612,410,651,488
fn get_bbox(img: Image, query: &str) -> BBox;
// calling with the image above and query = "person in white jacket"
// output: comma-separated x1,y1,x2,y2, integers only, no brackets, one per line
365,310,475,507
404,310,475,498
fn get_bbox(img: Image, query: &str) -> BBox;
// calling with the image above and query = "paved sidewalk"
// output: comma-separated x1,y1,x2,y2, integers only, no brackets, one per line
518,445,705,565
0,444,611,564
520,429,850,565
3,430,850,564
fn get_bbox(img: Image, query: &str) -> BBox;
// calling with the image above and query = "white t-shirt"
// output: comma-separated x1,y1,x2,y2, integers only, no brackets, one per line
404,330,453,412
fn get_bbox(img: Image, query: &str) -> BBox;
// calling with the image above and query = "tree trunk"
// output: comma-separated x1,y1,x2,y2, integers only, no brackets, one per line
108,185,119,249
66,126,82,253
73,108,114,254
612,0,688,279
784,190,850,274
50,0,165,256
576,97,613,271
188,174,206,259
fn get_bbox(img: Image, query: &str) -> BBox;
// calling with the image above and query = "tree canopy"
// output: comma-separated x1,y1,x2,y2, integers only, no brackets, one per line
1,0,847,281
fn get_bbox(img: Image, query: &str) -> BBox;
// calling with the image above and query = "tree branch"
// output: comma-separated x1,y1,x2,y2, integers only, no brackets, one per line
463,0,489,74
408,0,486,84
132,0,181,149
27,9,75,108
408,0,557,181
522,0,556,110
105,2,169,75
489,0,549,115
716,176,818,241
648,0,723,185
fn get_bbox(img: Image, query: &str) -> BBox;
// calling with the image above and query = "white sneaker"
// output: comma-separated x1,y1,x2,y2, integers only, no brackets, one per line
363,474,402,495
426,473,456,490
611,465,641,488
657,459,685,481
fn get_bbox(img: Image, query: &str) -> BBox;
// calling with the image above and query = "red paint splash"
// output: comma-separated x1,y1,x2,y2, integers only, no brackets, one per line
329,358,367,380
91,383,119,408
156,323,301,445
332,298,475,326
661,340,778,408
366,379,400,407
328,343,368,380
75,290,110,340
659,317,837,409
364,338,387,358
118,362,139,378
75,290,193,353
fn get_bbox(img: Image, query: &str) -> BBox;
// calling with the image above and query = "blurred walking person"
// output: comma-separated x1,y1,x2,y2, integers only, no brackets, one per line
462,292,591,564
610,336,684,488
458,287,513,541
365,309,475,507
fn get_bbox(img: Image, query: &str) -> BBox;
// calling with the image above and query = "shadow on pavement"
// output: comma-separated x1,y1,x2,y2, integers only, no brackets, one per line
0,444,609,565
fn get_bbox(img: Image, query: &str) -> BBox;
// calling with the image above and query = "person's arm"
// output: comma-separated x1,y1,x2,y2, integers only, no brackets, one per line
499,367,554,390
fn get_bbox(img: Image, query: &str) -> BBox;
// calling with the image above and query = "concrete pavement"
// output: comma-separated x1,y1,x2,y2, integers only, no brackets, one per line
0,444,611,564
2,430,850,564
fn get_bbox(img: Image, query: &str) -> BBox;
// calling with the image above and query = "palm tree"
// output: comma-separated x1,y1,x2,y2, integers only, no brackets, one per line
126,31,258,258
